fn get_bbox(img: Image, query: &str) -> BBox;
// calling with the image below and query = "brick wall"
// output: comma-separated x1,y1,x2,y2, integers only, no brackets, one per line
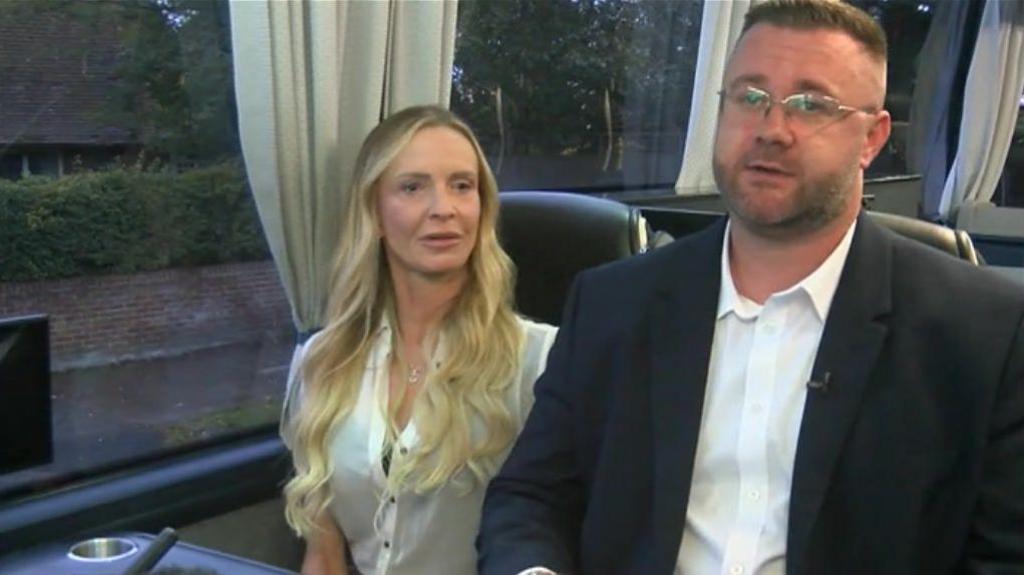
0,261,294,370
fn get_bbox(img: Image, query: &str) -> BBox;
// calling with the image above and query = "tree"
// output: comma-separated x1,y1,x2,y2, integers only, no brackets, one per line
451,0,703,188
95,0,239,166
2,0,240,167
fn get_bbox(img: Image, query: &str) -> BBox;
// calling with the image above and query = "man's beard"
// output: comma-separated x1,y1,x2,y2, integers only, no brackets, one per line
712,153,858,238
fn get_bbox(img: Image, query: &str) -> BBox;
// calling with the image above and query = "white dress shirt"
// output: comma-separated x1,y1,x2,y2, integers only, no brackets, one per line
517,221,855,575
676,221,856,575
282,316,557,575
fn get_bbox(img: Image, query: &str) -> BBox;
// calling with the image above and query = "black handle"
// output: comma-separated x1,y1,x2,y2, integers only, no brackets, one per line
122,527,178,575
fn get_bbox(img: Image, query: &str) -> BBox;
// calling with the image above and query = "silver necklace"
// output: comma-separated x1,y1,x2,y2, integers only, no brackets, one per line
406,364,424,385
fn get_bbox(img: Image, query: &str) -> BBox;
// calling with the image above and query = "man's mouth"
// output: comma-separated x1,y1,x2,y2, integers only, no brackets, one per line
745,161,794,176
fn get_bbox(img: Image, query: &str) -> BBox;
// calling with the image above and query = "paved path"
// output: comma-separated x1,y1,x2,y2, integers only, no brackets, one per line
1,336,294,496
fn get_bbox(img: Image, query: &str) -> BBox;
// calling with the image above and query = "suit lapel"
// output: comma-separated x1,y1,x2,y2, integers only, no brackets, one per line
649,219,724,574
787,215,893,574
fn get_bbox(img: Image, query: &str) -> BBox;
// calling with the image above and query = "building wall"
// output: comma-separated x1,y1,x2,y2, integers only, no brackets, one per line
0,261,293,370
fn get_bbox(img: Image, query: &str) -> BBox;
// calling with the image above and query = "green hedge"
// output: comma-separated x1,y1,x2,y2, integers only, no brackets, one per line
0,162,270,282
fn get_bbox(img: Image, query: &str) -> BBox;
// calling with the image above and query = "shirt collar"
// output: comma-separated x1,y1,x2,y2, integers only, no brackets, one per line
717,218,857,322
717,242,760,320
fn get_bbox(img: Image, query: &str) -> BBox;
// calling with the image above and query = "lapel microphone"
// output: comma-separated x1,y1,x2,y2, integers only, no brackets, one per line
807,371,832,394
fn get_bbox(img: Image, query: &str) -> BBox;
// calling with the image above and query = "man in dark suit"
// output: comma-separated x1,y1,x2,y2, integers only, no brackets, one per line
477,1,1024,574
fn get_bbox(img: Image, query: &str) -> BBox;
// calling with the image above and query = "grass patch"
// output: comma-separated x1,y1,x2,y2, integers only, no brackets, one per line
163,401,279,446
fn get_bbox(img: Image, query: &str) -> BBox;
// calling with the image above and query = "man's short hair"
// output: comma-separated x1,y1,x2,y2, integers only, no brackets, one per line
743,0,887,63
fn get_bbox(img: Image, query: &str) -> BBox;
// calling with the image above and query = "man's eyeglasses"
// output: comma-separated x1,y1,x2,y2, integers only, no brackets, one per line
719,85,878,127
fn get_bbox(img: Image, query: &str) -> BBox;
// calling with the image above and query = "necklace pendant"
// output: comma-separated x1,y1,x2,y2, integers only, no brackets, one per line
407,366,423,385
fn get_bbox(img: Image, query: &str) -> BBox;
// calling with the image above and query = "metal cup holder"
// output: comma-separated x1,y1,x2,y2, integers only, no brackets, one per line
67,537,139,562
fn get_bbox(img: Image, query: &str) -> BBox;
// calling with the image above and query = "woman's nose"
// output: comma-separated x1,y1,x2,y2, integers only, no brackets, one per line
428,187,457,219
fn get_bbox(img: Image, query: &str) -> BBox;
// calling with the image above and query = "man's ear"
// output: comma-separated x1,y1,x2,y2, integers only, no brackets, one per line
860,110,892,170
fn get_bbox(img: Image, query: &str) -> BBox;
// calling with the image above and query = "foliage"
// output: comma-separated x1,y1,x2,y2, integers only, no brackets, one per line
1,0,239,166
99,0,240,165
451,0,703,169
0,162,269,282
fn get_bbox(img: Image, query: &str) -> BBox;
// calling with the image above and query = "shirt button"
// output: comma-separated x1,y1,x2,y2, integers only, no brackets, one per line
763,324,777,335
751,403,763,415
399,447,408,455
749,490,761,500
389,496,396,504
730,565,744,575
383,541,391,549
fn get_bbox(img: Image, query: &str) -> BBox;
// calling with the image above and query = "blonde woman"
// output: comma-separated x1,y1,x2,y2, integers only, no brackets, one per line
280,105,557,575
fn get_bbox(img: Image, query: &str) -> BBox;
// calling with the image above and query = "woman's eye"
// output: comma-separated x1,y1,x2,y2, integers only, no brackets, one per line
399,182,421,194
453,180,476,193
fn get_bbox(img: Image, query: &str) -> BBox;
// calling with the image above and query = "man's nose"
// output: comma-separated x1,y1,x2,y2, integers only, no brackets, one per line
754,102,795,146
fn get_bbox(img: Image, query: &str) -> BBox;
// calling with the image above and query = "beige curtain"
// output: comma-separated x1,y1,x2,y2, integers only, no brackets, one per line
230,0,457,335
906,0,974,219
674,0,760,196
942,0,1024,222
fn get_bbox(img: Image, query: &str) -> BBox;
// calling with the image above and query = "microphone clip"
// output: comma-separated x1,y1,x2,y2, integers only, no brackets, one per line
807,371,832,394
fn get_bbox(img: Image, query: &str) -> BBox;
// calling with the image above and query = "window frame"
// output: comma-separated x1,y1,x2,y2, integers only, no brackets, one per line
0,434,289,555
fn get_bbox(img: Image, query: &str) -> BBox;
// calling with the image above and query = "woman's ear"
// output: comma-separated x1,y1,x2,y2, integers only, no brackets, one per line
371,186,384,238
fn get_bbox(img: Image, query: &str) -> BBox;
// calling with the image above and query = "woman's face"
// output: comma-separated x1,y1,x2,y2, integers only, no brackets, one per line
376,126,482,284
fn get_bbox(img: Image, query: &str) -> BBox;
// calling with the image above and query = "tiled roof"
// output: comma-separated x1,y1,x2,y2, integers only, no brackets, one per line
0,7,137,146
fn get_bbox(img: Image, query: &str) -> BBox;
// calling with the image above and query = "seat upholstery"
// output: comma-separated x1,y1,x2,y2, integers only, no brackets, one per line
867,211,983,265
499,192,648,325
497,194,981,326
643,206,982,265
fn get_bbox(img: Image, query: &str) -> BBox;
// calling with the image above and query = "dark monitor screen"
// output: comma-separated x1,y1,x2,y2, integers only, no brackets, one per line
0,314,53,474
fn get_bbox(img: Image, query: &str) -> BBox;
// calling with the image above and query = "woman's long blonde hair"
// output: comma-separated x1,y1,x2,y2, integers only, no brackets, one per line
283,105,524,538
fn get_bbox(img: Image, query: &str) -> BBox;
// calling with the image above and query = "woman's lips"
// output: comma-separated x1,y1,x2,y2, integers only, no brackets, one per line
420,233,462,248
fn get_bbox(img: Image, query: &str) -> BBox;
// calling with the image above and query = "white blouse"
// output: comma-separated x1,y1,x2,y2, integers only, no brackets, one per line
282,316,557,575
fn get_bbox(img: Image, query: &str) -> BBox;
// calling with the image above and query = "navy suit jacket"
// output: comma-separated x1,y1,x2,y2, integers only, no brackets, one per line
478,215,1024,575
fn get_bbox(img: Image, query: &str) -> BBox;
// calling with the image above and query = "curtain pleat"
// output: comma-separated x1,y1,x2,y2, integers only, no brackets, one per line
940,0,1024,222
673,0,759,196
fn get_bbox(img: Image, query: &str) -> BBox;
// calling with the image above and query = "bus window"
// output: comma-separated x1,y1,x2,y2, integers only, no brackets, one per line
848,0,937,179
0,0,292,501
452,0,704,193
994,89,1024,208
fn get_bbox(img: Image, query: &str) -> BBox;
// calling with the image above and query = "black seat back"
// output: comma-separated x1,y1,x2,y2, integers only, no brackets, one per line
499,192,647,325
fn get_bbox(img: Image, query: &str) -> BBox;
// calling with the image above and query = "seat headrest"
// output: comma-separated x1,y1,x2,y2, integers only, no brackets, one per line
640,206,981,266
499,192,645,324
866,211,981,265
